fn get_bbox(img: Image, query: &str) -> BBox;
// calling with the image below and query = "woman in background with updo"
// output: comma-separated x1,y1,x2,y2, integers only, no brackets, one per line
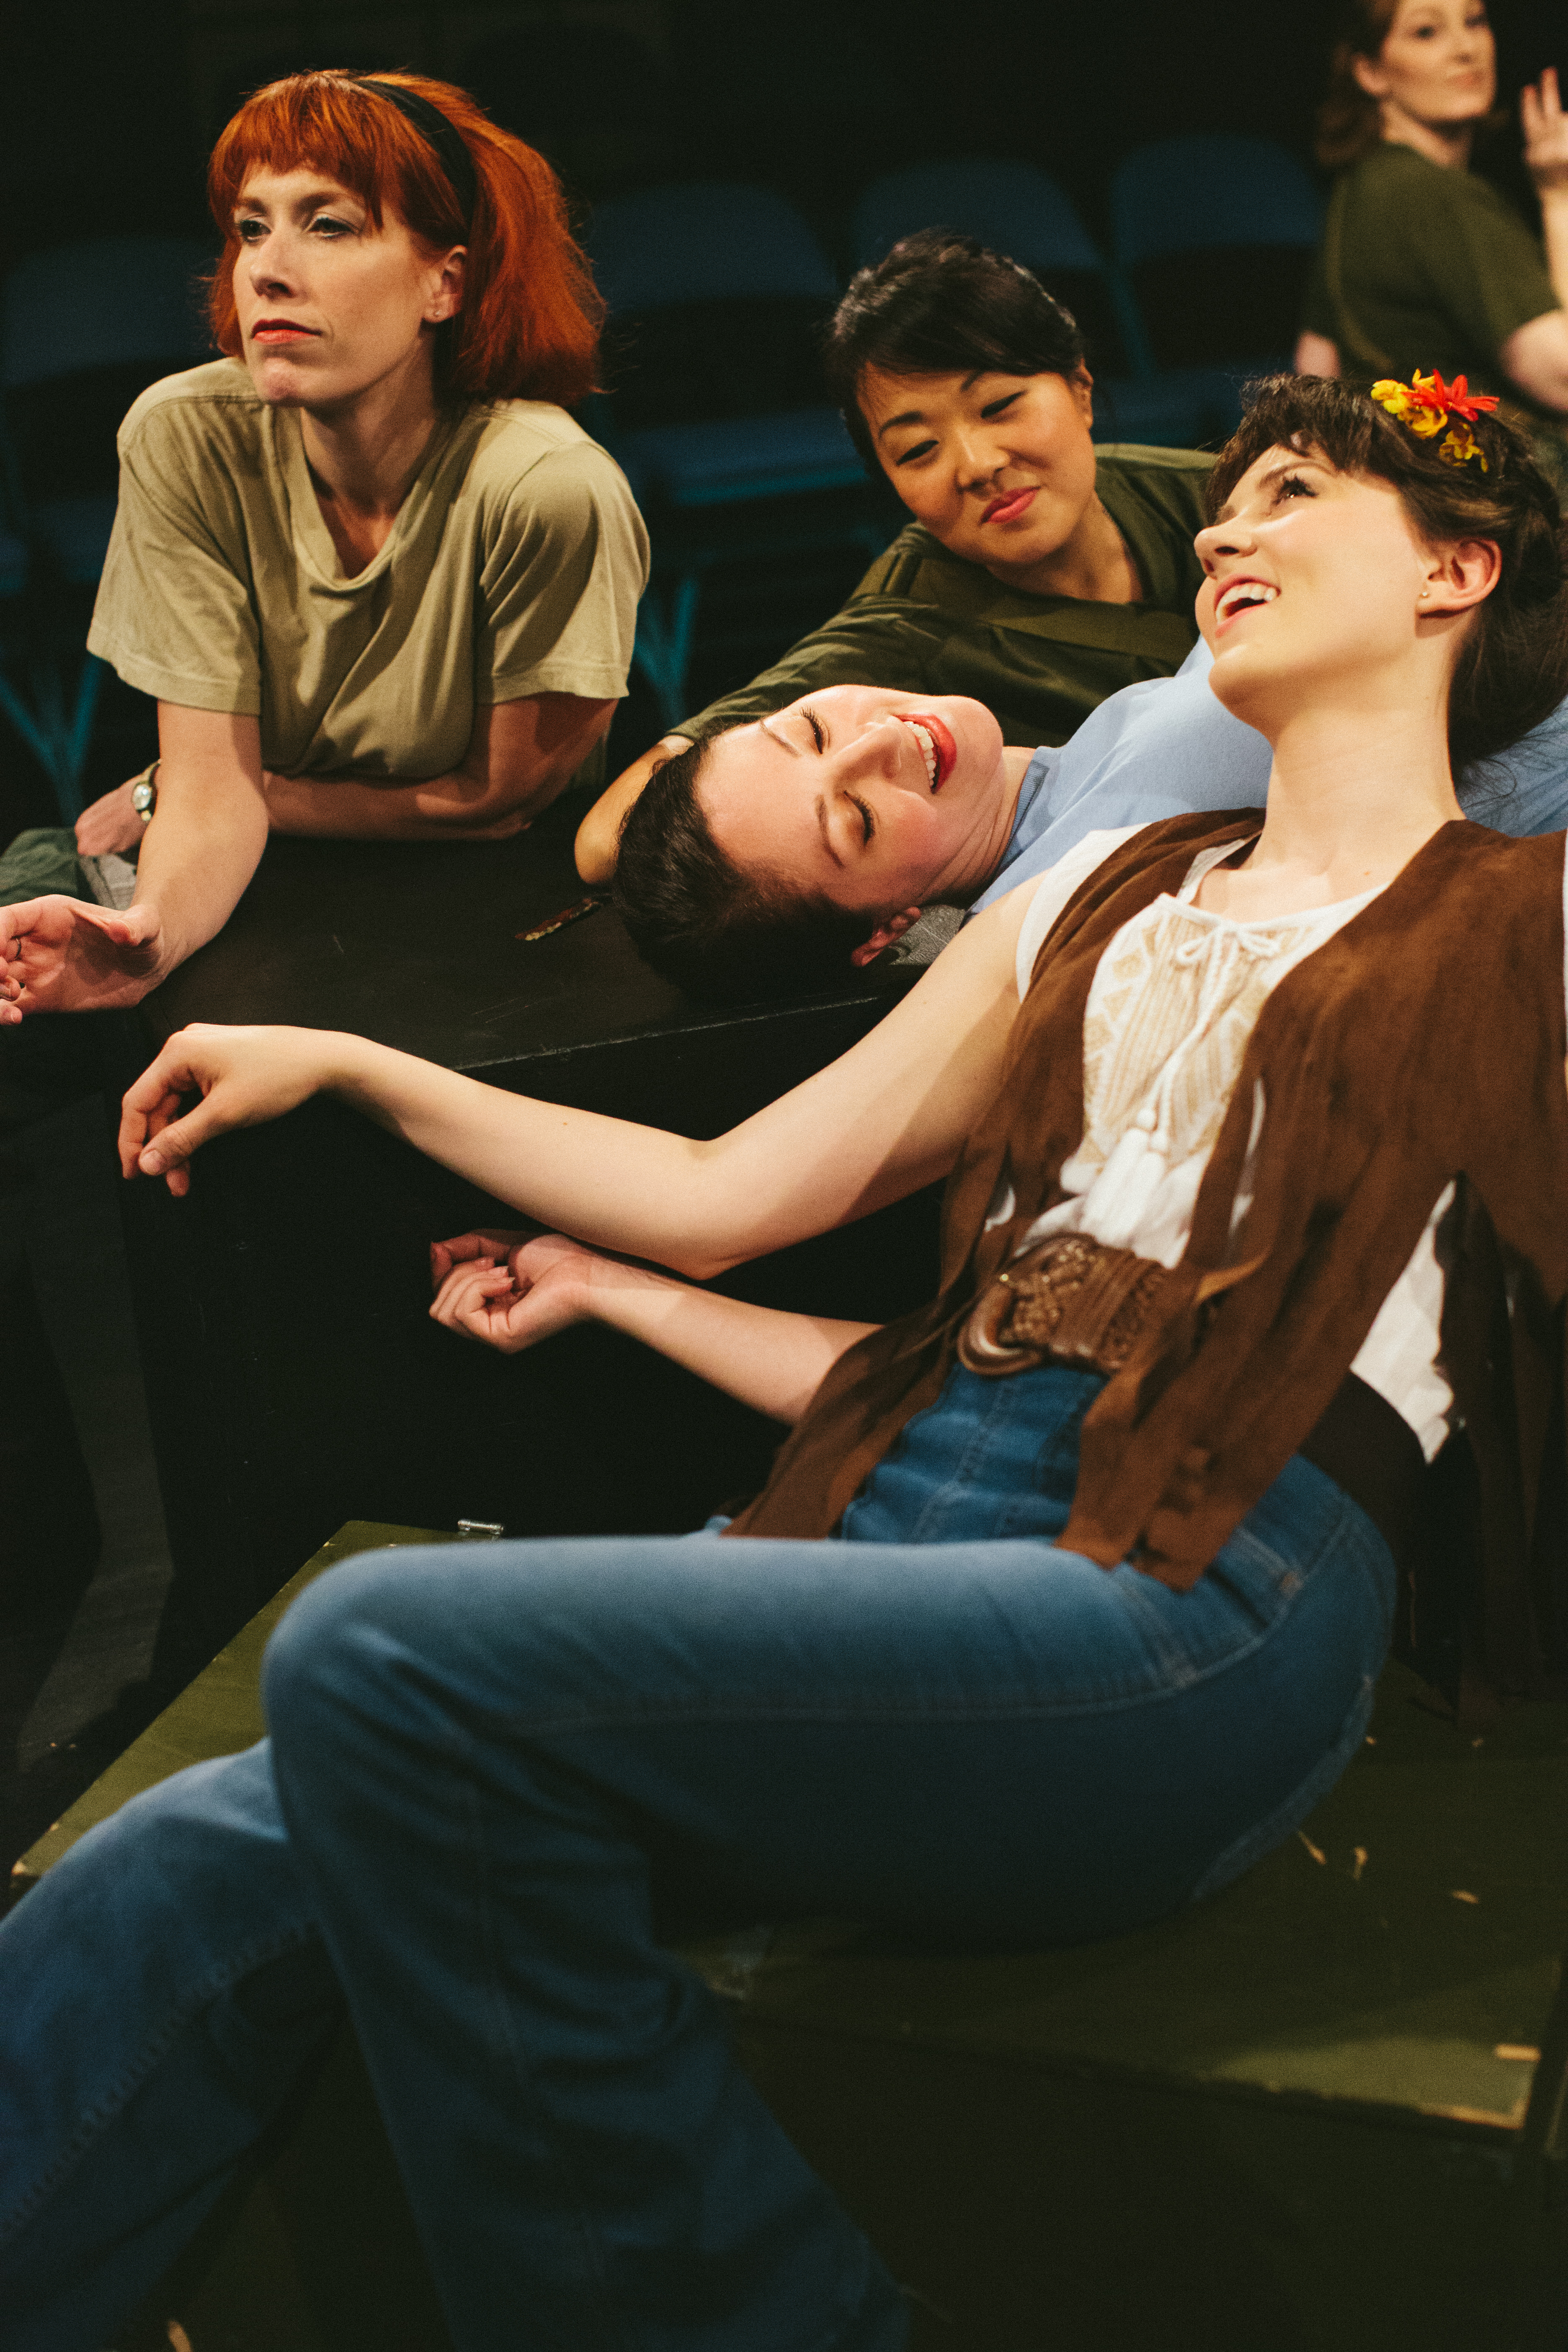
1297,0,1568,487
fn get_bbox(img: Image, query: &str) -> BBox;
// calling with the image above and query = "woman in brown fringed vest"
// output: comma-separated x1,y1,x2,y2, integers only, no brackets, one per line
5,379,1568,2352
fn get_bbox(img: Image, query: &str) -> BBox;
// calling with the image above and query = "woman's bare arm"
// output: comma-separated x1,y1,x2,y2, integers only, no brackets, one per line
0,705,270,1018
574,734,690,882
263,693,616,841
117,880,1034,1277
429,1232,873,1423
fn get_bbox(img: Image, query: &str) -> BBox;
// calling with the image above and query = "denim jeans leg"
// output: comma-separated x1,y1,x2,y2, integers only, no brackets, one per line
0,1743,338,2352
259,1467,1389,2352
0,1362,1394,2352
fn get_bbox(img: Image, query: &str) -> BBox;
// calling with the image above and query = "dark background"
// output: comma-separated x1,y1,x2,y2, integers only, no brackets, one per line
2,0,1564,845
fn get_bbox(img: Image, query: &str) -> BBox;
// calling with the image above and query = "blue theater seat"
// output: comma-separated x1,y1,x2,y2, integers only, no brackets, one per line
583,183,887,729
0,233,214,817
1111,135,1323,438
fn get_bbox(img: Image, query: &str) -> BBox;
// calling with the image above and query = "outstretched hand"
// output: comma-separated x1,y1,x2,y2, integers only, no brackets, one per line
1522,67,1568,195
119,1022,336,1197
429,1230,599,1354
0,893,164,1022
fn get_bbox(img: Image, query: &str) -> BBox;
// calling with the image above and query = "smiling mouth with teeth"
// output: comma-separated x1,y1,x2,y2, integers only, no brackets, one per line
906,721,939,786
1217,580,1279,622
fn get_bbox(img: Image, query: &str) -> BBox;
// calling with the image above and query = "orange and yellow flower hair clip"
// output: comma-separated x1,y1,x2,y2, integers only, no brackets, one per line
1370,370,1500,471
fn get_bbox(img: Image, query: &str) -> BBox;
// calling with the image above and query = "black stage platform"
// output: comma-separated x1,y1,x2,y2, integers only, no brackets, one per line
118,795,941,1661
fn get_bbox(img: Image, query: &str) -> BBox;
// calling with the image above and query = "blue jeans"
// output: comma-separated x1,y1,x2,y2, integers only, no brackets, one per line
0,1366,1395,2352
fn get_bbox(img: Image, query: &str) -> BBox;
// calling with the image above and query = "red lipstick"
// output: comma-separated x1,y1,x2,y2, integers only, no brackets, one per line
903,712,957,789
982,487,1037,527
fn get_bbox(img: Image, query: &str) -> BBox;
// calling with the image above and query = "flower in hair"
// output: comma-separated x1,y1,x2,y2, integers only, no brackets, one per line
1438,420,1487,472
1371,370,1498,468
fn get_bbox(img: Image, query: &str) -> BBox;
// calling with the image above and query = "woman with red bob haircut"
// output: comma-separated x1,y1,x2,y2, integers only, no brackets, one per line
206,70,602,407
0,68,648,1028
0,72,647,1627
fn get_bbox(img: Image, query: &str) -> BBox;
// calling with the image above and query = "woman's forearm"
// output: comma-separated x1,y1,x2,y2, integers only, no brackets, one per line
583,1257,873,1422
262,769,540,841
1542,192,1568,319
266,692,616,841
124,890,1026,1257
133,713,271,975
327,1036,812,1278
575,736,689,882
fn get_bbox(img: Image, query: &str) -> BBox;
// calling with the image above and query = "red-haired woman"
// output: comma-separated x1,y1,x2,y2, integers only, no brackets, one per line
0,74,645,1627
3,69,647,1019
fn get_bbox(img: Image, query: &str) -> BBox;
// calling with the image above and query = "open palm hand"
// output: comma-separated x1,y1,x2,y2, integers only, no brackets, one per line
0,894,164,1021
1522,68,1568,195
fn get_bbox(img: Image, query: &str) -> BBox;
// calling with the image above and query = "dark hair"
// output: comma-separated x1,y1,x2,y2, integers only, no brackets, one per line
823,230,1086,469
1207,375,1568,774
1314,0,1400,168
611,735,881,1003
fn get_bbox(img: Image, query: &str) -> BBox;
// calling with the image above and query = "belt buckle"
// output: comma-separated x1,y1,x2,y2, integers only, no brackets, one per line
957,1235,1172,1379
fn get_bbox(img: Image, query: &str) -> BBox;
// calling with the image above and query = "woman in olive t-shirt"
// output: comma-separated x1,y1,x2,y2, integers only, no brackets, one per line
0,72,646,1631
2,69,647,1028
576,232,1212,884
1296,1,1568,488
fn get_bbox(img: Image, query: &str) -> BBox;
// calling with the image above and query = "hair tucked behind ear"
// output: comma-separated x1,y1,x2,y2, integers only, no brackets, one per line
611,737,882,1003
1208,375,1568,775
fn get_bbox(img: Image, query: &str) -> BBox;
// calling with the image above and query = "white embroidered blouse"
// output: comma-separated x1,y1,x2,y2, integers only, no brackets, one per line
1002,827,1455,1461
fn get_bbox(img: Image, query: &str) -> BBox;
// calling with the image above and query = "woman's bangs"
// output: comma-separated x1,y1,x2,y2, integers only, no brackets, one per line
208,77,410,224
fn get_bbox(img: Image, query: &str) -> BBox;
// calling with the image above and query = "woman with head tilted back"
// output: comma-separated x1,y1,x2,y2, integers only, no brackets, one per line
1297,0,1568,489
0,69,646,1026
5,383,1568,2349
574,229,1213,884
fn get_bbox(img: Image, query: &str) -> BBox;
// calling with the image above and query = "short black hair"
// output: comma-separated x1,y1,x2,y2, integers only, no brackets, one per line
611,733,882,1004
823,229,1087,469
1210,375,1568,776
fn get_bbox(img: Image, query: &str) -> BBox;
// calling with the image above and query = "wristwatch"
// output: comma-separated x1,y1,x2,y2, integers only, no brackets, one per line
131,761,159,824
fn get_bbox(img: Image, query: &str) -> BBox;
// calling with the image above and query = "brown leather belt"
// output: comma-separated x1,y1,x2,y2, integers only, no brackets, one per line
958,1232,1194,1379
957,1232,1427,1571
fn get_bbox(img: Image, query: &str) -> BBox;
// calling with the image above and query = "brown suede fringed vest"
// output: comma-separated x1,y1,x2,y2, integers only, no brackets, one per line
726,811,1568,1701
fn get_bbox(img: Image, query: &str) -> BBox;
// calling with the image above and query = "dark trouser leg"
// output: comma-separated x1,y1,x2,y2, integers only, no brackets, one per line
0,1018,114,1753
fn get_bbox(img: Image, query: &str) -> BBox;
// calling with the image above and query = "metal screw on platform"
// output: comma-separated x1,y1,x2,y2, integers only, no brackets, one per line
456,1519,505,1540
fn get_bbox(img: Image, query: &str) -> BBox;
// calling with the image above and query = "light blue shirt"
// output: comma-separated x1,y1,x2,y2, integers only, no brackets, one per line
969,640,1568,913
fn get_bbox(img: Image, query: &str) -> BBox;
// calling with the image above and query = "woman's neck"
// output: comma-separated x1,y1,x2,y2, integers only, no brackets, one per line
1194,701,1463,922
931,745,1036,904
988,495,1145,603
1381,104,1475,171
299,349,444,576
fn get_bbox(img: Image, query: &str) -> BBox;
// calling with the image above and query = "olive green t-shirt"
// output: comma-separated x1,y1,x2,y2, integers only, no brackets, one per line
1302,144,1560,410
88,360,650,779
674,446,1212,750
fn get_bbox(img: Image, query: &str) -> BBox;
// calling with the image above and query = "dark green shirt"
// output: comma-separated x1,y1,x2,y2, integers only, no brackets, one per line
1302,144,1560,411
676,446,1211,749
